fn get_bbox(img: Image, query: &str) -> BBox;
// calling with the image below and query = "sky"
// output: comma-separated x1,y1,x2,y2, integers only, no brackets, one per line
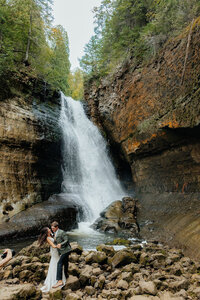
53,0,102,71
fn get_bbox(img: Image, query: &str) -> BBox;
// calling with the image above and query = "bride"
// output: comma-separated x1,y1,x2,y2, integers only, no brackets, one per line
38,227,66,292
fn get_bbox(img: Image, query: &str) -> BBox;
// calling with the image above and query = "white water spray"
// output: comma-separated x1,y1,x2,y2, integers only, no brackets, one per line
59,93,125,222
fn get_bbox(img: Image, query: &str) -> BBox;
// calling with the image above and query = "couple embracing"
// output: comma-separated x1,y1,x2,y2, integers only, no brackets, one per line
38,221,71,292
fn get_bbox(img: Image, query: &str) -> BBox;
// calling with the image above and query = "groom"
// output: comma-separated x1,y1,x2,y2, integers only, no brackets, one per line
51,221,71,288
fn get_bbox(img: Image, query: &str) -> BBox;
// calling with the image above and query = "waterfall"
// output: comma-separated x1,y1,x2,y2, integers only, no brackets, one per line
59,93,125,222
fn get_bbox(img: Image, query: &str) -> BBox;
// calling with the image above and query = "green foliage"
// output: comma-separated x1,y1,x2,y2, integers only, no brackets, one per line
68,68,84,100
0,0,70,94
80,0,200,79
44,25,70,94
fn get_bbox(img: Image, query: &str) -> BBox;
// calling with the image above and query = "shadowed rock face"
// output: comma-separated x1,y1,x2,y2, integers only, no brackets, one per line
85,20,200,259
0,194,81,241
0,72,62,223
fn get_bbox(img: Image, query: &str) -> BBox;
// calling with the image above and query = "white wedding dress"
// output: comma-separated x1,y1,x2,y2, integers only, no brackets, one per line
41,237,66,292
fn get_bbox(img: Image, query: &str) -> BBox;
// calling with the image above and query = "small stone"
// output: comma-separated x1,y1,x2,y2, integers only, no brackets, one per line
92,267,103,276
139,280,157,295
64,275,80,291
65,292,81,300
69,253,80,263
49,289,63,300
68,263,80,276
110,249,137,268
168,279,189,292
79,265,93,286
96,244,115,256
85,286,96,296
117,279,129,290
70,242,83,255
121,271,132,282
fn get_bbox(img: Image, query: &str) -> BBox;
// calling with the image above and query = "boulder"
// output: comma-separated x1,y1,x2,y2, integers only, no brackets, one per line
168,279,189,292
91,197,138,236
85,251,107,265
85,285,96,296
70,242,83,255
110,250,137,268
0,284,42,300
0,195,80,241
79,265,93,286
116,279,129,290
139,280,157,295
65,292,82,300
64,275,80,291
68,263,80,277
96,244,115,257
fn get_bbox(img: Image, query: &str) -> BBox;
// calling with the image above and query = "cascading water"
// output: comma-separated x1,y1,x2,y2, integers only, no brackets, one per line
59,93,126,223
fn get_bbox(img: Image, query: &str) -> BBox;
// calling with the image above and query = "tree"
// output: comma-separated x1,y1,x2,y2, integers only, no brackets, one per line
68,68,84,100
0,0,71,95
45,25,70,94
80,0,200,79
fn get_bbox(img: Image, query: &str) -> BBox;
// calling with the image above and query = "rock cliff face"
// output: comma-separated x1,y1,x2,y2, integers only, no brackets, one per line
85,20,200,258
0,72,62,223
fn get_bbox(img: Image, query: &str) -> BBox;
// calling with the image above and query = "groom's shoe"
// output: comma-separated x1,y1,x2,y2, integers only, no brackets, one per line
52,281,63,288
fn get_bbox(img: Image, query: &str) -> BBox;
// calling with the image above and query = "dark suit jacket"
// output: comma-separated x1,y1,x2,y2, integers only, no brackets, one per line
55,229,71,255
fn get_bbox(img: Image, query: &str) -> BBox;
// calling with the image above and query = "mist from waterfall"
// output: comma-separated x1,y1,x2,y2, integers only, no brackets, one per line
59,93,125,222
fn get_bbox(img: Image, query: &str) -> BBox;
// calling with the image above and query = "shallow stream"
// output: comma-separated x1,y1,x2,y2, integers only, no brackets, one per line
0,222,143,254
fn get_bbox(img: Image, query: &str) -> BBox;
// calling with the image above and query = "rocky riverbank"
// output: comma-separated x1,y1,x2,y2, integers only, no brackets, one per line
1,238,200,299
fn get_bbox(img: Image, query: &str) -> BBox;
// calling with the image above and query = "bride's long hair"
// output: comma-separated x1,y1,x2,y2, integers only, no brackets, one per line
38,227,49,246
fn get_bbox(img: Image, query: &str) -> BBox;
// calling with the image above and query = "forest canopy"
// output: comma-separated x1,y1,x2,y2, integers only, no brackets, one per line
80,0,200,80
0,0,72,95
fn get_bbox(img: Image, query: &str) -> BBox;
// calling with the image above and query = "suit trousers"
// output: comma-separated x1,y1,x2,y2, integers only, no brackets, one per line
56,252,69,281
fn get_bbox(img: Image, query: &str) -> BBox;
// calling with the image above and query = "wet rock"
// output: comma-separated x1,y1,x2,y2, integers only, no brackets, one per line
0,195,80,241
92,197,138,235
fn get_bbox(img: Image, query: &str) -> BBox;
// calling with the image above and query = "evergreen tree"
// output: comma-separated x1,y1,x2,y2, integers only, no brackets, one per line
45,25,70,94
0,0,71,95
80,0,200,79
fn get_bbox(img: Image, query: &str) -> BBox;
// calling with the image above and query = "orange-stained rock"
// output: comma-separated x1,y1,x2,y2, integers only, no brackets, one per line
85,19,200,260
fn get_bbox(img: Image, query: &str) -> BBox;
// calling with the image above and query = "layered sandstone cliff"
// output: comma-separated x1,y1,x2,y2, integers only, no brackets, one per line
85,19,200,258
0,71,62,223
